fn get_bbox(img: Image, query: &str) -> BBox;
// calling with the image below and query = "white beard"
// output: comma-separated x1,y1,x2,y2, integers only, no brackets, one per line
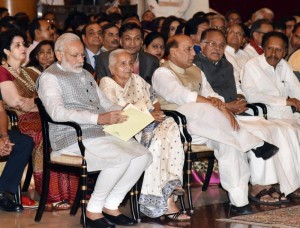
61,57,83,73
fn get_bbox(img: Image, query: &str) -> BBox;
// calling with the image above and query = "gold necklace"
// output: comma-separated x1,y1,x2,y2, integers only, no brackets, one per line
6,65,36,92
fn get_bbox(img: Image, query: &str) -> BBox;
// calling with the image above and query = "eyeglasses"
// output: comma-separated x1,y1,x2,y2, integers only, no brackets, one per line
202,41,226,49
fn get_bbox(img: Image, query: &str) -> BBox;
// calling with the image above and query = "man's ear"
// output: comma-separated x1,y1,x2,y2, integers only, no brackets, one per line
199,41,205,50
55,51,63,62
253,31,259,42
35,29,41,40
169,47,176,57
3,48,10,56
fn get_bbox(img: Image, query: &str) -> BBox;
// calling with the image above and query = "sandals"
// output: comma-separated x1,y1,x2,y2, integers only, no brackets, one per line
173,187,185,196
165,211,191,221
268,187,290,203
45,200,71,212
249,189,281,205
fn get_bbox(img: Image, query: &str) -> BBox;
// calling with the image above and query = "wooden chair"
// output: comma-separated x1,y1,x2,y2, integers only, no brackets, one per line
34,98,139,227
34,98,88,228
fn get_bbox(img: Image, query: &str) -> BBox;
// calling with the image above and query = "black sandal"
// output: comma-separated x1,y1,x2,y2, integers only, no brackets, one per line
165,211,191,221
268,187,290,203
249,189,281,205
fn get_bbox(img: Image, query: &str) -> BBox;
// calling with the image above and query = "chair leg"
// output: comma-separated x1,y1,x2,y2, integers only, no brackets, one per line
22,158,33,192
129,187,136,221
35,166,50,222
186,147,194,214
70,180,81,216
14,184,22,205
202,158,215,192
134,182,141,223
81,159,87,228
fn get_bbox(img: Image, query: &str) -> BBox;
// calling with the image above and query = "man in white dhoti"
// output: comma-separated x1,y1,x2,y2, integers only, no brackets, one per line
37,33,152,228
152,34,279,215
195,28,300,205
242,31,300,198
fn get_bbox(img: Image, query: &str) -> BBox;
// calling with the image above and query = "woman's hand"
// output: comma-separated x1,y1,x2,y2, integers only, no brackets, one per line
151,110,165,123
97,110,128,125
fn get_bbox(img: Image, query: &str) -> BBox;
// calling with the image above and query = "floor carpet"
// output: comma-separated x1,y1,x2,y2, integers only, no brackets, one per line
217,205,300,228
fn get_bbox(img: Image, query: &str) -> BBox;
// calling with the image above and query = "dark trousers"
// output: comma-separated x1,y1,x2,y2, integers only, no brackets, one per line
0,131,34,194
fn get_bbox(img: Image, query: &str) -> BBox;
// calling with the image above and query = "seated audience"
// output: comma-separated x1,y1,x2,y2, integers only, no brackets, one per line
37,33,152,227
195,28,300,204
287,22,300,59
0,29,78,211
160,16,182,41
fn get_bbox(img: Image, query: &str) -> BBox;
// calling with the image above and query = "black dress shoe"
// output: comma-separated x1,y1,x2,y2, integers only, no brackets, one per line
0,193,23,212
252,141,279,160
81,215,115,228
102,212,136,226
230,204,253,215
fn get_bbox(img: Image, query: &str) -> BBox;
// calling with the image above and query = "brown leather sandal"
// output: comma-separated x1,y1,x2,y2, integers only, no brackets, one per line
249,189,281,205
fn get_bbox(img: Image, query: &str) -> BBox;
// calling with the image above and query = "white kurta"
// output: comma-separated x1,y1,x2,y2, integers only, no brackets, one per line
243,43,260,59
152,62,266,207
225,45,251,84
241,55,300,194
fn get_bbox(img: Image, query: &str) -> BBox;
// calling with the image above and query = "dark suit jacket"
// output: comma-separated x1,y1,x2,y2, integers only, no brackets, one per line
95,50,159,84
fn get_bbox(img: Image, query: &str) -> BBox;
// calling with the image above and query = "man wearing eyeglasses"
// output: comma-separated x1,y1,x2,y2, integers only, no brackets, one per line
82,23,103,71
153,34,280,215
194,28,300,207
243,19,273,59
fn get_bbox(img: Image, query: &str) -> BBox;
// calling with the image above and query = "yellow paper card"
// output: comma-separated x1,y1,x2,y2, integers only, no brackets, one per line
103,104,154,141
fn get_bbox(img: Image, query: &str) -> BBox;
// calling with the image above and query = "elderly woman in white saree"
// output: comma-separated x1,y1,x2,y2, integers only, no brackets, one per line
99,49,190,220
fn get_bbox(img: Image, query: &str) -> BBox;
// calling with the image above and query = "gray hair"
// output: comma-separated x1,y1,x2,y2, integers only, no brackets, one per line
55,33,81,52
108,49,131,73
209,15,227,27
252,8,274,22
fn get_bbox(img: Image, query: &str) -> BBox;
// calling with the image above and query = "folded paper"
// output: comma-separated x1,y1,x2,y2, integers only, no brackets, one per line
103,104,154,141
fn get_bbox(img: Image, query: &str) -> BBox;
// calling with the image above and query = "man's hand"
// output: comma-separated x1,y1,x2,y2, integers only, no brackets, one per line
220,107,240,131
225,99,248,114
208,97,224,109
0,137,13,156
287,98,300,111
97,110,128,125
151,110,165,123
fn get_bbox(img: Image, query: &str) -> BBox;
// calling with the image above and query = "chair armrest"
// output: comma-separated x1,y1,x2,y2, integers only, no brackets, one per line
163,110,185,144
166,110,192,144
246,104,258,116
252,103,268,119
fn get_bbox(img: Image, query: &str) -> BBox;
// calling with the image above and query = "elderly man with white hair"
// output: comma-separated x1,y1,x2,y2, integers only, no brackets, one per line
37,33,152,228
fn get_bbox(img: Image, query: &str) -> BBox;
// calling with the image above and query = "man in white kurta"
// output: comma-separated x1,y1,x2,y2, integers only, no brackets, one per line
242,31,300,197
152,34,278,214
37,33,152,227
